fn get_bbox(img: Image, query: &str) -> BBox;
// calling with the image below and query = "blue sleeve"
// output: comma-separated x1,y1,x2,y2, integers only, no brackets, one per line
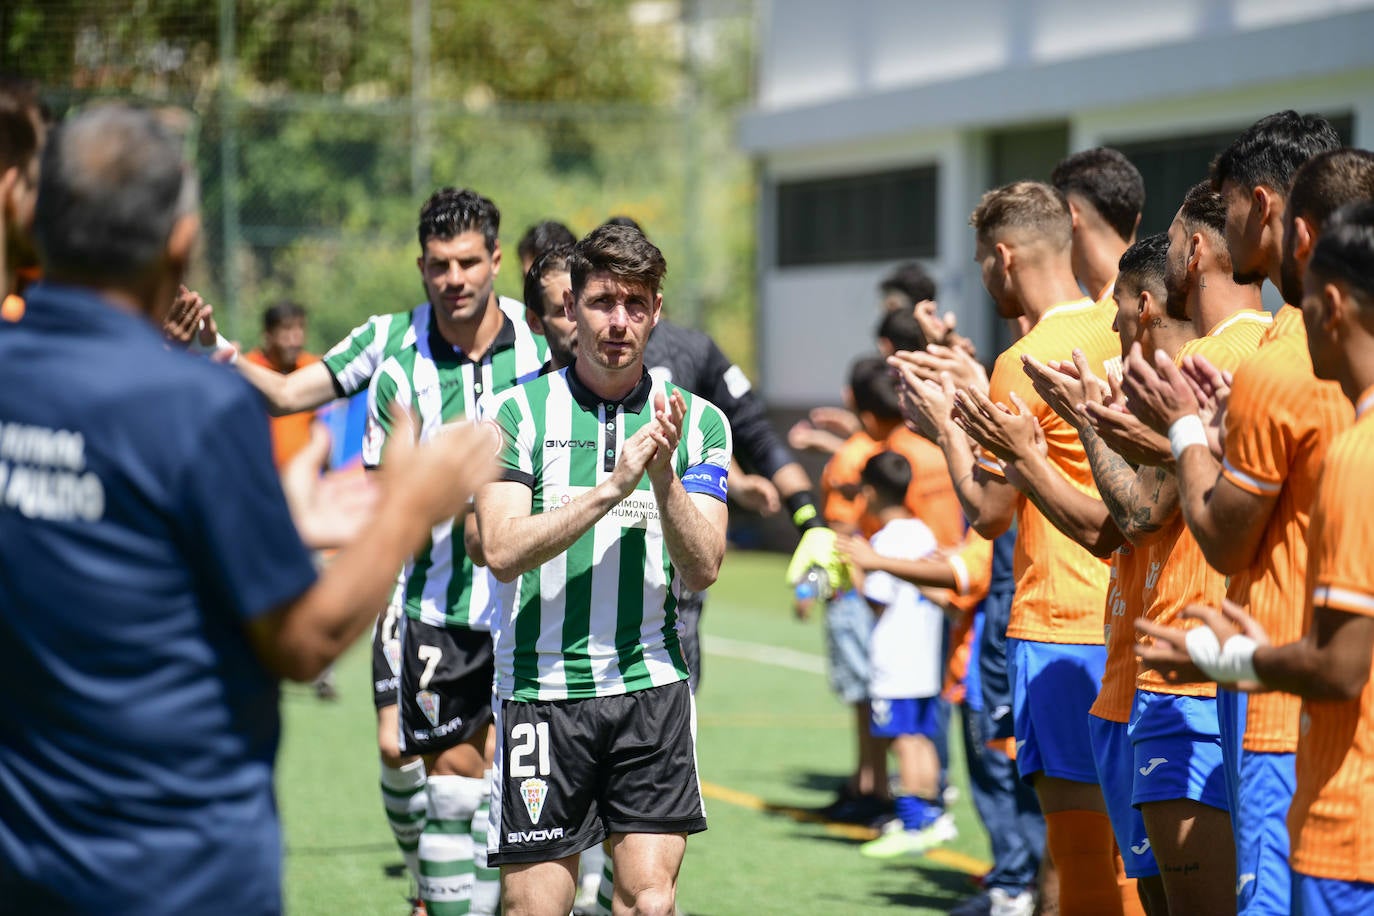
178,380,318,622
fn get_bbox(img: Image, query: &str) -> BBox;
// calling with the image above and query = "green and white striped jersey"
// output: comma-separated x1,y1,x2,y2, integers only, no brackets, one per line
486,367,732,702
365,311,547,630
322,296,525,398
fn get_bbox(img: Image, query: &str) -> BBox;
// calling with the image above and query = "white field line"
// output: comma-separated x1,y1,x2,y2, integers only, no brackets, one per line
702,634,825,675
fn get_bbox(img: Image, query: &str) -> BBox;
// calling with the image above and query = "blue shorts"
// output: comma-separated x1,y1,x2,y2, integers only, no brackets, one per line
1089,713,1157,878
1128,690,1228,811
1234,750,1295,915
1008,638,1105,785
871,696,943,739
1294,873,1374,916
1217,687,1247,817
824,591,873,703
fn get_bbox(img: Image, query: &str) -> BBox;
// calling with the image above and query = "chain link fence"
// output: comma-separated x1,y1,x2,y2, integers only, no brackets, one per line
5,1,756,368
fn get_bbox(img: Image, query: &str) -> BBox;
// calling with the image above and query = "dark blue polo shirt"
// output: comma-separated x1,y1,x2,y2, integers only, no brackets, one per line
0,283,318,914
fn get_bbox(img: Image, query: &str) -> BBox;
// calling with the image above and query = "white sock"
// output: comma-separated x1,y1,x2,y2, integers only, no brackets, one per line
419,774,483,915
380,758,427,888
469,768,500,916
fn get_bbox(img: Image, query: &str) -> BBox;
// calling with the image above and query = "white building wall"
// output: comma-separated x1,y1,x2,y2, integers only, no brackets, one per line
745,1,1374,406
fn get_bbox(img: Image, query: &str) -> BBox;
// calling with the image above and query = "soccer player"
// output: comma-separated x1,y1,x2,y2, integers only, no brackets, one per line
1137,200,1374,915
1119,116,1351,916
243,301,322,469
517,219,576,274
476,224,730,916
0,102,497,914
898,181,1123,915
366,187,547,916
524,244,578,372
1051,148,1145,300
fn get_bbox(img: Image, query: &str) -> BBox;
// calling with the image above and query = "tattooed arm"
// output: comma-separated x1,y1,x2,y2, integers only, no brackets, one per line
1080,422,1178,547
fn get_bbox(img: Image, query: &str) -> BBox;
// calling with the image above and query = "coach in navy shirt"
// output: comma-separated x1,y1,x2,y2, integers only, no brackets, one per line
0,106,495,914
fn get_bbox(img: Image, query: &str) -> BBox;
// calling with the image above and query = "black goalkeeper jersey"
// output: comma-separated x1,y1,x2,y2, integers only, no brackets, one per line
641,318,794,480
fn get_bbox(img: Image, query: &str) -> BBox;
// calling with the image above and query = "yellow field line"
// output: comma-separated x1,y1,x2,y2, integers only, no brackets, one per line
699,781,993,875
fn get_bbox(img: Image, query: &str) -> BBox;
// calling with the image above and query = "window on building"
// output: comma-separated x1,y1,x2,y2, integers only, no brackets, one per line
775,165,938,266
1112,114,1354,236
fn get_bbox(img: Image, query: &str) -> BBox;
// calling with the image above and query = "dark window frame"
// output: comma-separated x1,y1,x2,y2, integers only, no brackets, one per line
775,164,939,267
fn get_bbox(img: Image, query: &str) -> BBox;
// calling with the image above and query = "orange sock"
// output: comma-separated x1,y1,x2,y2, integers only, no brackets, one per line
1044,809,1122,916
1115,846,1146,916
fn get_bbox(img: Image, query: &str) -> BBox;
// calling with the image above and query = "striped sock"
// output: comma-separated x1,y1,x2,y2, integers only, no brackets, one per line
380,758,427,888
469,769,499,916
595,856,614,916
419,774,483,916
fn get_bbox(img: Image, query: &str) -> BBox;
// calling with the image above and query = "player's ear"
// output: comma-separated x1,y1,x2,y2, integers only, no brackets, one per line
1291,215,1315,265
490,240,501,275
525,307,544,336
1187,233,1203,275
563,286,576,322
1322,282,1347,334
651,293,662,326
994,242,1012,273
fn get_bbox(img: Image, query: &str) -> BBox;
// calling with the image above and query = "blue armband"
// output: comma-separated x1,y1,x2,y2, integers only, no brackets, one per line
681,463,728,500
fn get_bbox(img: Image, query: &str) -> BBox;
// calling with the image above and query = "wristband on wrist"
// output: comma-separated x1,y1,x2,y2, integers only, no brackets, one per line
1184,626,1224,680
1168,414,1207,461
1217,635,1259,683
785,491,824,533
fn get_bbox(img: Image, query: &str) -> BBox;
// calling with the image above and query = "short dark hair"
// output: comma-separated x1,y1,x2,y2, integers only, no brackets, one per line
524,243,572,317
875,307,928,353
568,224,667,301
1116,232,1170,299
33,105,195,282
418,187,500,252
1210,110,1342,195
970,180,1073,250
848,356,902,420
1308,201,1374,306
1050,147,1145,243
1178,180,1227,238
263,300,307,331
0,75,43,174
600,215,644,234
879,261,937,305
1288,148,1374,232
860,450,912,508
517,219,576,264
1176,180,1230,271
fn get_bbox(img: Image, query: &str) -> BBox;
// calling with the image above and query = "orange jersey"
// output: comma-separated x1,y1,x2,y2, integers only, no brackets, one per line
1288,389,1374,882
820,431,880,530
1222,324,1354,752
881,426,963,548
949,528,994,607
244,349,322,469
1091,543,1149,723
1260,303,1303,346
1138,309,1272,697
982,297,1118,644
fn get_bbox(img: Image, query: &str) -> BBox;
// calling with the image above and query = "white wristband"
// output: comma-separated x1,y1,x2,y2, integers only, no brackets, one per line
1168,414,1207,461
1217,635,1259,683
1185,626,1224,680
191,332,239,364
1185,626,1257,683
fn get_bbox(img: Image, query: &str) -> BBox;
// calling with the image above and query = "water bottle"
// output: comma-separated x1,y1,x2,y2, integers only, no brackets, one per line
794,564,832,603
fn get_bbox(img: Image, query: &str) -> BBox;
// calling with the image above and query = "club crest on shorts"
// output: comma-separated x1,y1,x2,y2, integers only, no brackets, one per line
520,777,548,825
384,640,401,677
416,689,441,728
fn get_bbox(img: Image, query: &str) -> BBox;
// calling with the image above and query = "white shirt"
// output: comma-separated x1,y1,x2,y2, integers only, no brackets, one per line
863,517,944,700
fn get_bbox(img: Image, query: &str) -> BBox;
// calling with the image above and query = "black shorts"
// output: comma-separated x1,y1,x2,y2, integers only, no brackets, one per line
396,616,495,756
486,679,706,867
370,582,406,709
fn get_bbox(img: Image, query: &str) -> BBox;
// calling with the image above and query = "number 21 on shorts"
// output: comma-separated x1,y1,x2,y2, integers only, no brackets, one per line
509,722,551,777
